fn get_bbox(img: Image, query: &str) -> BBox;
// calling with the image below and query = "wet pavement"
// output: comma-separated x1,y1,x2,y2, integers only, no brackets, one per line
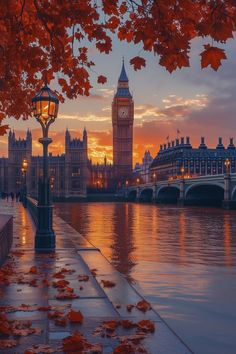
0,200,192,353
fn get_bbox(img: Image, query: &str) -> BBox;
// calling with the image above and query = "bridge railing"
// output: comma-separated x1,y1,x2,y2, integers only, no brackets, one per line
26,197,38,227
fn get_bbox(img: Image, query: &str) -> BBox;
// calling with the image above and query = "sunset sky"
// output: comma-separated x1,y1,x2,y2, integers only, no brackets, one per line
1,36,236,164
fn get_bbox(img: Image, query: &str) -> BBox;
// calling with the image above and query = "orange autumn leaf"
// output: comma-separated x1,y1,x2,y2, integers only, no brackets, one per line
53,279,70,288
136,299,151,313
62,331,102,353
126,304,134,312
0,339,17,349
90,268,98,276
120,2,127,14
137,320,155,333
121,320,136,329
200,45,227,71
48,311,64,319
113,342,147,354
102,320,119,331
78,274,89,282
55,318,67,326
37,306,51,312
67,310,84,324
55,292,79,300
0,125,9,136
130,56,146,71
29,266,38,274
101,279,116,288
97,75,107,84
42,279,50,287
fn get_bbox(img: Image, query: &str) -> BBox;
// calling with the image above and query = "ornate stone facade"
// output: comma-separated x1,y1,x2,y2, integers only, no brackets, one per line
0,129,88,198
0,61,134,197
151,136,236,181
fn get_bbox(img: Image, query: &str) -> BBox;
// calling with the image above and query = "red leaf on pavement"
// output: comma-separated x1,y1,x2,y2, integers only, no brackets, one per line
53,280,70,288
78,275,89,282
62,331,102,353
102,320,119,332
29,266,38,274
137,320,155,333
126,304,134,312
0,339,17,349
136,300,151,313
55,318,67,326
67,310,84,324
121,320,136,329
101,280,116,288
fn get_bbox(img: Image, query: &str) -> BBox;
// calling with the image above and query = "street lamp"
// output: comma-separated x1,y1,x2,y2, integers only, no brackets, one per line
180,166,185,179
136,177,140,185
32,82,59,252
21,158,28,208
125,180,129,187
224,158,230,175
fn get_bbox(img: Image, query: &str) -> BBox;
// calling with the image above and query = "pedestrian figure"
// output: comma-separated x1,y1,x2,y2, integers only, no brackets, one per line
10,192,14,201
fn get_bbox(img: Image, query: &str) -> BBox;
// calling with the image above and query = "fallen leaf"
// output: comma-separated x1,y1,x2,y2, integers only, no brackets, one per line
136,300,151,313
0,339,17,349
68,310,84,324
101,280,116,288
29,266,38,274
78,275,89,282
137,320,155,333
102,320,119,332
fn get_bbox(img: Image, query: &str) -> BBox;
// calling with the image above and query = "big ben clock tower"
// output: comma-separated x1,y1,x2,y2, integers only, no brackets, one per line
112,60,134,181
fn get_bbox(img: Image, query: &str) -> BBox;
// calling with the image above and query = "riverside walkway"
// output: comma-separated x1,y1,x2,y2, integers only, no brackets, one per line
0,200,192,354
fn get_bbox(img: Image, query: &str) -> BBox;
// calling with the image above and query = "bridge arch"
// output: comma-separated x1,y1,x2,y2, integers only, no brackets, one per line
156,185,180,203
139,188,153,202
127,189,137,202
185,183,224,206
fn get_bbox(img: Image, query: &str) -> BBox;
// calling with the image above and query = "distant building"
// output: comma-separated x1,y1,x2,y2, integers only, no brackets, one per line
0,61,135,197
151,136,236,181
140,150,153,183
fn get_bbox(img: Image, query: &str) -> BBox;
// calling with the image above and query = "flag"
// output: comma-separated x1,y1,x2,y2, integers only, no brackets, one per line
177,129,180,134
166,135,169,141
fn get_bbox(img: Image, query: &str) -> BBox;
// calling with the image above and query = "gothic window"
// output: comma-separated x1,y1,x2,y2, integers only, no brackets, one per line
71,167,80,177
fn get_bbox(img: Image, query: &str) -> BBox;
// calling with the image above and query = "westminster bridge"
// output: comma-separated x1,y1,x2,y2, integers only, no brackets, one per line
123,173,236,208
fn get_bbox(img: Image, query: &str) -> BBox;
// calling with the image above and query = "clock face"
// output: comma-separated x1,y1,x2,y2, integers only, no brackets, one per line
118,107,129,118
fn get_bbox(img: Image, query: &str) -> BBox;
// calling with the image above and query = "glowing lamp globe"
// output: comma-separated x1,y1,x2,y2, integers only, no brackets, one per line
32,83,59,125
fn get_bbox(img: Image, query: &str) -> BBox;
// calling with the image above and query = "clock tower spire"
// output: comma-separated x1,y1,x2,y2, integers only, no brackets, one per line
112,60,134,181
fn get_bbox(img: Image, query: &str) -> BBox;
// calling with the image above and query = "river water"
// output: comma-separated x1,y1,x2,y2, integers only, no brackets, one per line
55,202,236,354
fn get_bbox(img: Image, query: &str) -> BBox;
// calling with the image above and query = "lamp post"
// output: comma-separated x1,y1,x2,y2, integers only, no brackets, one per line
32,82,59,252
224,158,230,176
21,158,28,208
180,166,185,179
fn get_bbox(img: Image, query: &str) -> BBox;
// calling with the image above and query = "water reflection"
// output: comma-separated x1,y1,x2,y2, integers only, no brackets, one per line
55,203,236,354
55,203,236,271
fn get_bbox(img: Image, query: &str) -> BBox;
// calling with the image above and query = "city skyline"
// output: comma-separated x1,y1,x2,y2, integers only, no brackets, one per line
1,38,236,164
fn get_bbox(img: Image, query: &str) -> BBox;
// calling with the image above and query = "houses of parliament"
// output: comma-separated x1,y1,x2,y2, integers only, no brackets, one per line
0,62,134,198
